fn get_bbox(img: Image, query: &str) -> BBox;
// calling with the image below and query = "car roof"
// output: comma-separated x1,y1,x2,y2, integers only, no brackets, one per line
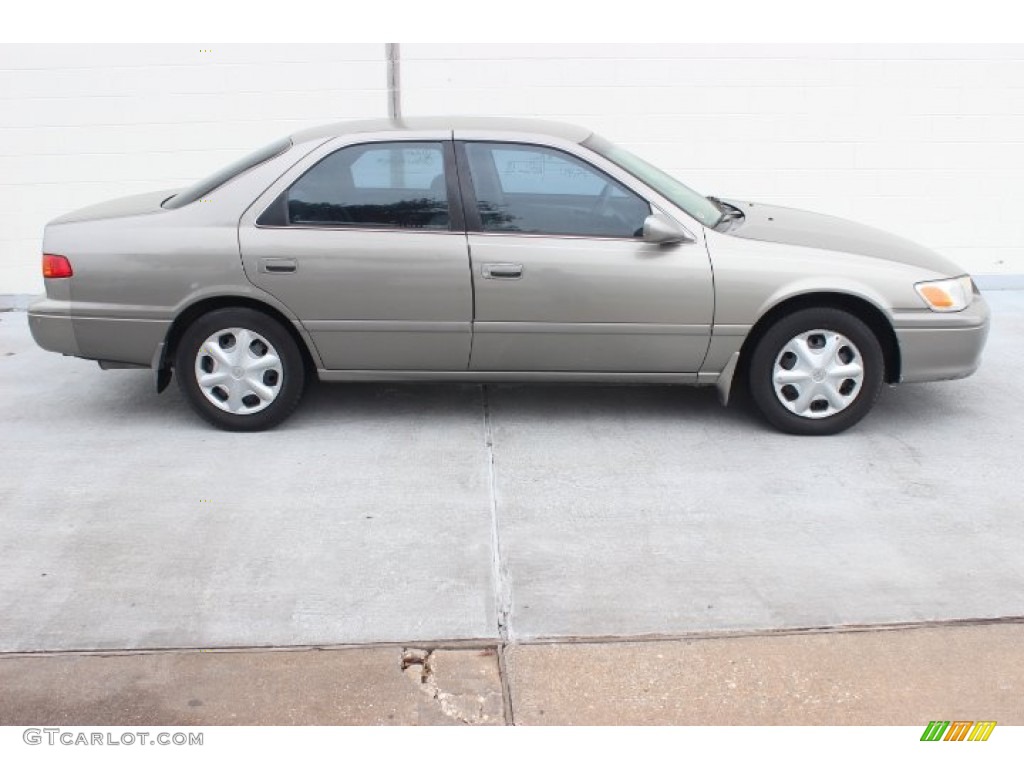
290,116,593,144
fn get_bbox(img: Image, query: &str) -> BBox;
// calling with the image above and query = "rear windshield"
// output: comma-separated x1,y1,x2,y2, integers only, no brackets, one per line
162,137,292,209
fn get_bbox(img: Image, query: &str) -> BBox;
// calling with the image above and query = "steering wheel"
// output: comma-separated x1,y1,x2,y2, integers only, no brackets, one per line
590,182,613,217
588,182,639,234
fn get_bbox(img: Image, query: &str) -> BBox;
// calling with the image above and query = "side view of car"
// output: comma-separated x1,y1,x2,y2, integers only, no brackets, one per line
29,117,990,435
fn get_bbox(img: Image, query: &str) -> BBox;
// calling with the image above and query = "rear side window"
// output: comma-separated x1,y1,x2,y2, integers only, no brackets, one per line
163,137,292,209
283,142,450,229
463,142,649,238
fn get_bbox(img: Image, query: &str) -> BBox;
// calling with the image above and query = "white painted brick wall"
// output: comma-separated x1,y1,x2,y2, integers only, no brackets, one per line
403,43,1024,280
3,43,1022,293
0,44,384,292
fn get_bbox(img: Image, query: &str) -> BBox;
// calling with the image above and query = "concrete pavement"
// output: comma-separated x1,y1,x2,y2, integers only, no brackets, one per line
2,621,1021,725
0,646,504,725
0,321,499,650
507,622,1024,725
0,292,1022,655
490,291,1024,639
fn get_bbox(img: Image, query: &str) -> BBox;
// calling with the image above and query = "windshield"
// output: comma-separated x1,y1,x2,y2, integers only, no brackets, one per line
162,137,292,209
583,134,723,228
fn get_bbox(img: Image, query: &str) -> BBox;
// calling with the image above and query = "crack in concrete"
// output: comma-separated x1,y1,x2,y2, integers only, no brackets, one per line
401,648,499,725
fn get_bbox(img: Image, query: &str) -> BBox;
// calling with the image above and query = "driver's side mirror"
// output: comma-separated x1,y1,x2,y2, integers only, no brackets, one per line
642,214,692,245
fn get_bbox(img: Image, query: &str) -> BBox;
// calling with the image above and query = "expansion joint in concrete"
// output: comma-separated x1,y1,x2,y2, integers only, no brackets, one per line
480,384,515,724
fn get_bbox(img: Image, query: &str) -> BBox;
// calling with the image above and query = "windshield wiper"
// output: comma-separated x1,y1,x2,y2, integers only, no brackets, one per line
708,196,745,226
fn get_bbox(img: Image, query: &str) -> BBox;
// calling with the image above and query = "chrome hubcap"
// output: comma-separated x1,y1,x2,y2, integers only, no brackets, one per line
772,329,864,419
194,327,283,414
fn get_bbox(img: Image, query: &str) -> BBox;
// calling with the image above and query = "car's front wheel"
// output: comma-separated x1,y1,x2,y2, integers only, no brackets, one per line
748,307,884,435
174,308,306,431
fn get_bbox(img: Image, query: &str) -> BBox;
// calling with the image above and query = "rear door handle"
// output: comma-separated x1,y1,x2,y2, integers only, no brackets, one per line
482,262,524,280
259,258,297,274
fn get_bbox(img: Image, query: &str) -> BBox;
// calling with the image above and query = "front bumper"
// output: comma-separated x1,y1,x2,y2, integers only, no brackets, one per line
893,294,991,383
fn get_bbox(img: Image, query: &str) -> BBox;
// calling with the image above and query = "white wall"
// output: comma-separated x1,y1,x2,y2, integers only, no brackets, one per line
403,43,1024,282
3,43,1023,293
0,44,384,293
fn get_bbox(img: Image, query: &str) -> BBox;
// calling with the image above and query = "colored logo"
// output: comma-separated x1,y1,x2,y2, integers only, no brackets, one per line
920,721,996,741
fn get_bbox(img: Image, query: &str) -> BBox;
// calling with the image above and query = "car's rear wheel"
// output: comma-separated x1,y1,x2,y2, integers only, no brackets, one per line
175,308,305,431
748,307,884,435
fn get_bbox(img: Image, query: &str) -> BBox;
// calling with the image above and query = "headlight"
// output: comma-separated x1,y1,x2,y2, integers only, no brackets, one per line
914,275,974,312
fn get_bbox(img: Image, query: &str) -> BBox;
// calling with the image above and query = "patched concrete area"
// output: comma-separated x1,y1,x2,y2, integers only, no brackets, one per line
0,646,504,725
507,623,1024,725
1,292,1022,653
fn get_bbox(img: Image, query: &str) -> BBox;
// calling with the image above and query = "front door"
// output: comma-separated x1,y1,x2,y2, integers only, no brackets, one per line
456,140,714,373
239,139,472,371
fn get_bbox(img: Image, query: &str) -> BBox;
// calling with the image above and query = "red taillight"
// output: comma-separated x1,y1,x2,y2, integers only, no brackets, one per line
42,254,73,279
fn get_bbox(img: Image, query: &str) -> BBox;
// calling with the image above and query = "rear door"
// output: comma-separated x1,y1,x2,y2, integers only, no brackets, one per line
455,138,714,373
239,135,472,371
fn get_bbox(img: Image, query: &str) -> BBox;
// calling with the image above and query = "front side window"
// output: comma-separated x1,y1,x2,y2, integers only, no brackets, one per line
583,134,724,228
463,142,650,238
285,142,450,229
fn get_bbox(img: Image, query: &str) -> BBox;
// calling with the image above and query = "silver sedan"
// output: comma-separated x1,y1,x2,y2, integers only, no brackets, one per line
29,117,990,434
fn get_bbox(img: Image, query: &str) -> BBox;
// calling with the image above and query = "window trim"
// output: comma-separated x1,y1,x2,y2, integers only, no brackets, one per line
454,140,652,241
164,137,293,210
256,139,465,233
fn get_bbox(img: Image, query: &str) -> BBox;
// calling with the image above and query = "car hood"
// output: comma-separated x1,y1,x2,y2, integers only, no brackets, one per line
48,189,179,225
719,199,965,276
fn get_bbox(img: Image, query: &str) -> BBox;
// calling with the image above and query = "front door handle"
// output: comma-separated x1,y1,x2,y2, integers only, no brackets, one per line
482,262,524,280
259,258,297,274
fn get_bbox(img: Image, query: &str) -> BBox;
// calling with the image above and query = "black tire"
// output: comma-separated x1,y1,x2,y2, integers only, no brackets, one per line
174,307,306,431
748,307,884,436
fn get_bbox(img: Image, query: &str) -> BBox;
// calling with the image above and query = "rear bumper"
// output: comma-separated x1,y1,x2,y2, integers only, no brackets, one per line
894,295,991,383
27,297,79,357
28,296,168,367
